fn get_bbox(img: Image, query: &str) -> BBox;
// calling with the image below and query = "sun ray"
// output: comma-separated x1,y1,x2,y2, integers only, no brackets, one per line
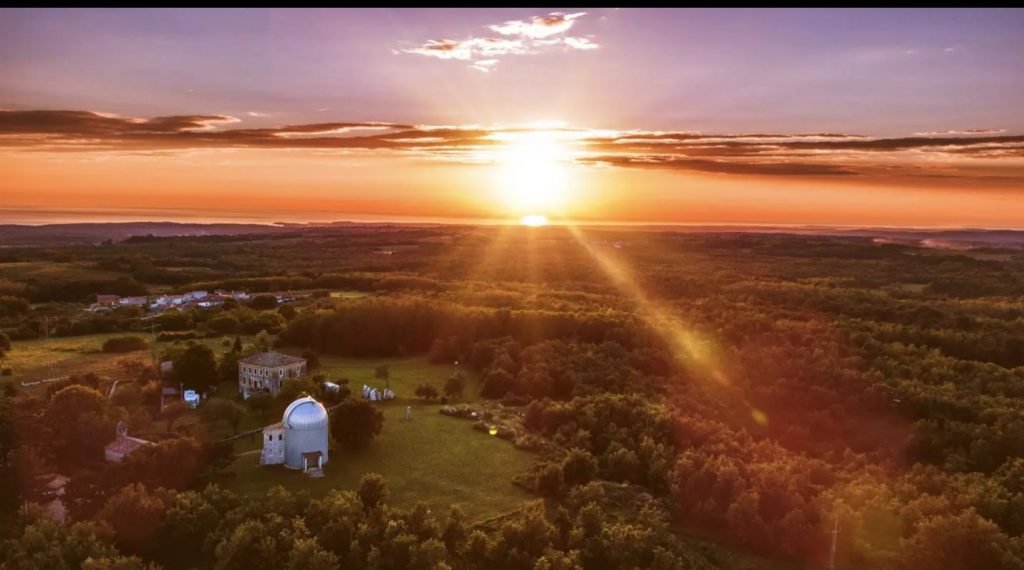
563,223,771,426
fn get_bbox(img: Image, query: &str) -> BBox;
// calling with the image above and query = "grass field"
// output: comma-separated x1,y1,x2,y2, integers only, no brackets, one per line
306,354,475,401
218,354,532,521
3,331,534,520
0,261,125,282
221,396,534,522
1,333,255,390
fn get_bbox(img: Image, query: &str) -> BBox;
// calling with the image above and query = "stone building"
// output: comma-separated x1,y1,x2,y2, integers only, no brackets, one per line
260,396,329,476
105,421,152,463
238,351,307,399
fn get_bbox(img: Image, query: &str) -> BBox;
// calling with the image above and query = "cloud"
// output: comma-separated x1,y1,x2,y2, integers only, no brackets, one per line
579,155,858,176
247,111,270,117
489,12,586,39
1,109,1022,185
914,128,1006,136
471,59,499,73
400,11,598,72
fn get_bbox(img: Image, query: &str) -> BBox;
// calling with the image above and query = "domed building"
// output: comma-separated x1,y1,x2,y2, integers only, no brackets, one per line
260,396,329,476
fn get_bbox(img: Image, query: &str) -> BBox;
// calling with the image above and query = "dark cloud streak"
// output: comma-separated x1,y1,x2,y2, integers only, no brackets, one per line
1,110,1021,184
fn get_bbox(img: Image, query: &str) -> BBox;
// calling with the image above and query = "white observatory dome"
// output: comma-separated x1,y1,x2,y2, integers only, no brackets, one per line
283,396,329,430
281,396,329,470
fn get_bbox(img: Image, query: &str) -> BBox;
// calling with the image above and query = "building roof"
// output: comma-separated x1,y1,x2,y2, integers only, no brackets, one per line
105,436,151,457
263,422,284,431
238,351,306,368
283,396,328,430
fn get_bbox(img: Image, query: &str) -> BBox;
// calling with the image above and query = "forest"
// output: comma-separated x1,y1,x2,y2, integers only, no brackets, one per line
1,224,1023,569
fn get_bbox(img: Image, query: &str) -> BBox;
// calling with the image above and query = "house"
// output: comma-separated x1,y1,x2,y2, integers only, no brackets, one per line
95,295,120,306
182,290,208,301
105,421,152,463
237,352,307,399
119,296,149,306
196,295,226,308
215,290,250,301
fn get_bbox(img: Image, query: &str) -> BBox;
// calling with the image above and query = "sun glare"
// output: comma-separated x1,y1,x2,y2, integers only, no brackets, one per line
494,130,574,220
521,214,548,227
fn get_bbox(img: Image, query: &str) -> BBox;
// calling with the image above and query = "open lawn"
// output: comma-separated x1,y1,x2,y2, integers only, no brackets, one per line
0,261,125,282
301,354,477,401
1,332,256,390
221,397,534,522
329,290,371,300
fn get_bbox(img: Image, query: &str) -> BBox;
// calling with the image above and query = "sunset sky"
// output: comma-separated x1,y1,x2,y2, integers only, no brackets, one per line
1,8,1023,227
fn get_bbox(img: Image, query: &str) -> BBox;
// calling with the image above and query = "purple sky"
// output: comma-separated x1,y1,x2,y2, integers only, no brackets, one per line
1,9,1022,228
3,8,1022,135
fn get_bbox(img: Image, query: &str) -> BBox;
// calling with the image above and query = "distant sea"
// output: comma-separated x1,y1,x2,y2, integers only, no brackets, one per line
1,206,1022,232
0,207,500,226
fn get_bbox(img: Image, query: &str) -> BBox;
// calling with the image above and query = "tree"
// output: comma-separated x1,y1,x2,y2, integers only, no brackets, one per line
96,483,171,556
174,344,218,392
255,330,272,353
102,336,148,353
375,365,390,390
535,463,564,498
0,330,12,360
201,400,245,435
245,392,274,419
163,490,221,568
358,473,388,511
218,350,242,384
201,440,236,477
442,506,468,554
249,294,278,310
301,349,320,371
160,401,189,432
561,448,598,487
82,555,160,570
286,537,339,570
207,315,241,335
480,369,516,399
43,385,116,466
415,383,439,401
330,399,383,451
444,372,466,400
232,336,243,353
117,437,206,491
278,305,297,321
242,312,285,335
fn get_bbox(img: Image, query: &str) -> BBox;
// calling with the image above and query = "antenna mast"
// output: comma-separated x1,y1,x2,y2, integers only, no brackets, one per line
829,514,839,570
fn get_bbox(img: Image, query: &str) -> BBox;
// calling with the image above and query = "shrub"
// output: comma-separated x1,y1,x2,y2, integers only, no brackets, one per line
102,336,149,353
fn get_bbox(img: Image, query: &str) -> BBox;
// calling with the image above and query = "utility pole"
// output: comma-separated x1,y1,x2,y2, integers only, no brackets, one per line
829,514,839,570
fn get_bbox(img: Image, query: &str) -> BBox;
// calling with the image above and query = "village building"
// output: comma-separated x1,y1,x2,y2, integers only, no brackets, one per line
95,294,120,306
238,351,307,399
105,421,152,463
119,296,149,306
260,396,329,476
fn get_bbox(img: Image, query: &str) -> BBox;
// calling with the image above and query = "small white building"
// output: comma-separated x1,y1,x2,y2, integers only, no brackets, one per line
183,389,200,408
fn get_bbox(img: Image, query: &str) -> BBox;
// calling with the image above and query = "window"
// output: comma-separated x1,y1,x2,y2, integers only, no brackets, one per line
278,434,283,441
268,434,272,441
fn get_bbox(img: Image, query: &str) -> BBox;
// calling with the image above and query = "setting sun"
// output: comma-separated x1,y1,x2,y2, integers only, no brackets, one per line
520,214,548,227
494,130,574,218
